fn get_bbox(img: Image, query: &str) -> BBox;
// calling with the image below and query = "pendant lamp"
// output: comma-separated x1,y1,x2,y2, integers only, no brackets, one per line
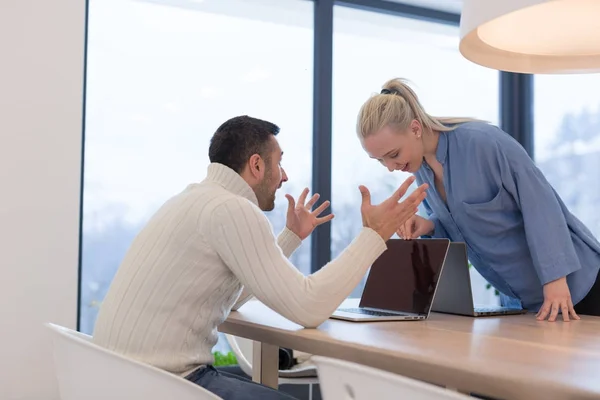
459,0,600,74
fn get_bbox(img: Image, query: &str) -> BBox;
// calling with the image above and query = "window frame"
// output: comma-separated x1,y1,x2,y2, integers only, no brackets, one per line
310,0,533,272
77,0,534,327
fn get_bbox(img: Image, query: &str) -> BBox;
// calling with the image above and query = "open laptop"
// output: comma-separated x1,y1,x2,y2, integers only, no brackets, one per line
331,238,451,322
431,242,527,317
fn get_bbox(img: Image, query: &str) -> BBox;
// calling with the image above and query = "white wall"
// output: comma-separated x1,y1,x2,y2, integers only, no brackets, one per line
0,0,86,399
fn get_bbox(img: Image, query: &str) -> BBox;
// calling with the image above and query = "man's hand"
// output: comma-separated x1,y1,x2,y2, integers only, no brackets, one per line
536,276,580,322
359,176,428,242
285,188,334,240
397,214,435,239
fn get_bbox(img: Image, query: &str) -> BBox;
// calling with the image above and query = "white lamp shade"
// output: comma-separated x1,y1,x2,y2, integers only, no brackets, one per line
459,0,600,74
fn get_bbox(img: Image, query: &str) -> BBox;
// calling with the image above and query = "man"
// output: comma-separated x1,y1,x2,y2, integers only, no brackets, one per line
92,115,428,399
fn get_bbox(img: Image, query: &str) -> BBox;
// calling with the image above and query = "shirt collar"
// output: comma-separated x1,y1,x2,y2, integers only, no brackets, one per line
435,132,448,165
205,163,259,206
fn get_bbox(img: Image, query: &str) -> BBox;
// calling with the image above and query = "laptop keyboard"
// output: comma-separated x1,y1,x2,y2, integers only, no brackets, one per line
338,307,406,317
474,306,520,313
475,307,503,313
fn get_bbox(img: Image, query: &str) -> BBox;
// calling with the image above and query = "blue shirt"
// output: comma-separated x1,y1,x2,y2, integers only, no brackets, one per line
414,121,600,311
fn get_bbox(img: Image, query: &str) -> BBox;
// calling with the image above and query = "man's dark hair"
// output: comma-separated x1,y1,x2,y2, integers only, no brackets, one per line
209,115,280,174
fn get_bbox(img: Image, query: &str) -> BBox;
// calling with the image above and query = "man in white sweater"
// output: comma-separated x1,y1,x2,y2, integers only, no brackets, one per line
92,115,428,399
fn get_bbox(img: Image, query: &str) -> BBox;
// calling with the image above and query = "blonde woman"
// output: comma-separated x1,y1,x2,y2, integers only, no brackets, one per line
356,78,600,321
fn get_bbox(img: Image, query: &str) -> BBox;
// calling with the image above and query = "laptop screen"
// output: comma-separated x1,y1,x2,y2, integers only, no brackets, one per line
359,239,450,315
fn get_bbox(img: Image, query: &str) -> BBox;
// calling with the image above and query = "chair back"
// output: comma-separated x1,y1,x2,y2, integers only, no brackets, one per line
46,323,221,400
224,334,253,377
313,356,471,400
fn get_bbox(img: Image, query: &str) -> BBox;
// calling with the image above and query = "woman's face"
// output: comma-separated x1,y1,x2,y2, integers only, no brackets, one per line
361,120,425,173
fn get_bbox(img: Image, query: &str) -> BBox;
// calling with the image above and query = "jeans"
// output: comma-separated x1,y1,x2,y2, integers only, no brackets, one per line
575,269,600,317
185,365,298,400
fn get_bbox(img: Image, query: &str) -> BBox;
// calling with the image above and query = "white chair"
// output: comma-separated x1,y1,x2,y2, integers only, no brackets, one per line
46,323,221,400
225,334,318,400
312,356,472,400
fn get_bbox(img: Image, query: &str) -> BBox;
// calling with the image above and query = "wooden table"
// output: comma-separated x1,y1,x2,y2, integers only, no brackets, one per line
219,299,600,400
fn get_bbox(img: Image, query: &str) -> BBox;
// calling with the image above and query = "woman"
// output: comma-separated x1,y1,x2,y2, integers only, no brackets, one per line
356,78,600,321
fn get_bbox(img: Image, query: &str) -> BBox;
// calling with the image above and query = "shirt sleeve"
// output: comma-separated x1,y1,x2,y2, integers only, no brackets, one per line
421,199,449,239
209,197,387,328
492,139,581,285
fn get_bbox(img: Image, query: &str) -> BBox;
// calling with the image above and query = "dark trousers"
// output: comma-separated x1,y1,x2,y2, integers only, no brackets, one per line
575,270,600,317
185,365,298,400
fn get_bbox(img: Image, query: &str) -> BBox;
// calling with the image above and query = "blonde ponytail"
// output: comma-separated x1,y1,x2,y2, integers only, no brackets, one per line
357,78,483,140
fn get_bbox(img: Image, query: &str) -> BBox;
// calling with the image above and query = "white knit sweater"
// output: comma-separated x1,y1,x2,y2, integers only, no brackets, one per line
92,163,387,376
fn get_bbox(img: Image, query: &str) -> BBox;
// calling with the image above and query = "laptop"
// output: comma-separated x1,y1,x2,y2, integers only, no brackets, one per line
431,242,527,317
331,238,451,322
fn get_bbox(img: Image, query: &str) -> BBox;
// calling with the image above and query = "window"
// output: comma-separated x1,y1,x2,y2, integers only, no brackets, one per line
330,6,500,302
534,74,600,239
80,0,314,338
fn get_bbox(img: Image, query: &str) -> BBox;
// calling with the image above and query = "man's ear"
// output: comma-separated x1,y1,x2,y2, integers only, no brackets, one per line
247,154,264,179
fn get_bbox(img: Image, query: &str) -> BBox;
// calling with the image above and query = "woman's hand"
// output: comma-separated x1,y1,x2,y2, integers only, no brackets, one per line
536,277,580,322
397,214,434,239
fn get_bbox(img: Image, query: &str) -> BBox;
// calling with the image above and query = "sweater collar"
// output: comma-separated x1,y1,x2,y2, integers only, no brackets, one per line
205,163,259,206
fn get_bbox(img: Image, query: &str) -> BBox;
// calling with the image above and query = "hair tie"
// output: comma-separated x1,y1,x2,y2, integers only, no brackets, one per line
381,88,402,98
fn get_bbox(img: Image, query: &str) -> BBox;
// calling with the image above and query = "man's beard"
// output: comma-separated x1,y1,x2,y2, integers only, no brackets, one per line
256,168,277,211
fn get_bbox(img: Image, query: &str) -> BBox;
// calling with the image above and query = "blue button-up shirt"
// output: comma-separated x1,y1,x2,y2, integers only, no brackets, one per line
414,121,600,311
